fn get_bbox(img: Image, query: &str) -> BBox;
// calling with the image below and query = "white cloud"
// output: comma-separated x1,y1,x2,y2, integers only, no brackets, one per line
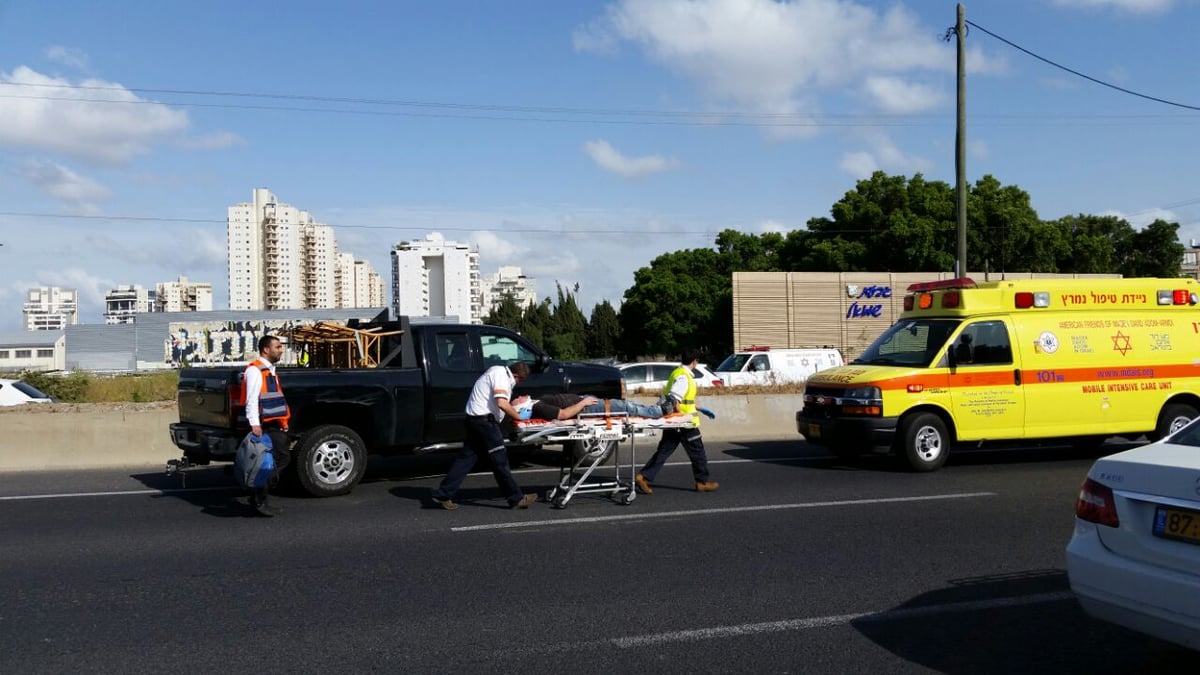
861,76,946,114
469,230,522,262
17,268,117,317
576,0,1003,126
44,46,88,70
1102,207,1180,229
839,151,877,179
968,139,990,161
0,66,190,164
839,131,931,179
583,139,681,177
1051,0,1174,14
756,219,789,234
22,159,110,210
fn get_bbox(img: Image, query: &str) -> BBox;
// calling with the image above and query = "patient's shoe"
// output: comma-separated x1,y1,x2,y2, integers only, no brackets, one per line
635,473,654,495
695,481,719,492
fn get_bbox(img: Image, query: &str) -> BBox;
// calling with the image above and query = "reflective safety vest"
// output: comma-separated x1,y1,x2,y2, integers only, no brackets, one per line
241,358,290,427
663,365,699,425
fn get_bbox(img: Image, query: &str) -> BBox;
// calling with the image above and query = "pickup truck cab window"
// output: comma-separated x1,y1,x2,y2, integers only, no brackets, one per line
436,332,473,371
481,333,539,368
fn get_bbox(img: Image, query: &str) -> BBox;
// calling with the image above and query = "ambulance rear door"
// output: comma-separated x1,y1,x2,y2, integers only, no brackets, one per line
947,318,1026,440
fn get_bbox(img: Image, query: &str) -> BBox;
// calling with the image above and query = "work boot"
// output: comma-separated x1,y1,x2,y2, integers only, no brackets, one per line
510,494,537,509
252,491,281,517
659,400,679,416
635,473,653,495
432,496,458,511
695,481,720,492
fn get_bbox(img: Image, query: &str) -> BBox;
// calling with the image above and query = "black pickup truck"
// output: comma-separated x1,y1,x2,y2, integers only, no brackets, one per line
169,317,624,497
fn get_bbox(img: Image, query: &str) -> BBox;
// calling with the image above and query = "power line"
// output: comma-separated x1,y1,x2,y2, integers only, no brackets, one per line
966,19,1200,112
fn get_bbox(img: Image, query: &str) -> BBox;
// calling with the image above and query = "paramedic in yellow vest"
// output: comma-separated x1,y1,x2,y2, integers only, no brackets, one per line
241,335,293,516
636,351,719,494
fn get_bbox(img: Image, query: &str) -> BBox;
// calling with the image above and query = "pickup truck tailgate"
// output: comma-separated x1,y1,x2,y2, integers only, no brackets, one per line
176,369,241,428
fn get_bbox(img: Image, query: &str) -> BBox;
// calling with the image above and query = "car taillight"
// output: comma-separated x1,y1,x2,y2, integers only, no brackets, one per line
1075,478,1119,528
711,379,723,387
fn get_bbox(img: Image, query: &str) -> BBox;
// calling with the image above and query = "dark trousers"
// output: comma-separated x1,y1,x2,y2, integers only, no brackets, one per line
432,416,525,506
640,428,710,483
262,423,292,491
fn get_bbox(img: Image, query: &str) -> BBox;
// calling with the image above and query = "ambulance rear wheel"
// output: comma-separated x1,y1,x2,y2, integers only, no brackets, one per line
1152,403,1198,442
898,412,948,472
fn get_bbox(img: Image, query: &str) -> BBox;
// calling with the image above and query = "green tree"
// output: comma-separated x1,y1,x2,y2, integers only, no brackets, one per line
520,298,553,351
619,248,731,359
546,283,587,360
483,293,524,331
586,300,620,359
1050,214,1133,274
1120,219,1184,277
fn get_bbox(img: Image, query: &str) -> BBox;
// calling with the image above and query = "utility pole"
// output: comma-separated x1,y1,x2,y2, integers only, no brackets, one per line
955,3,968,278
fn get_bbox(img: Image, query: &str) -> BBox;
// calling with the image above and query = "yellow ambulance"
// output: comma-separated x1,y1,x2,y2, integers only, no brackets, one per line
796,277,1200,471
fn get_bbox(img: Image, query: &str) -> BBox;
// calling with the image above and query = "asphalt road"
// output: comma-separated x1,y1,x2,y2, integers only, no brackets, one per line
1,439,1195,673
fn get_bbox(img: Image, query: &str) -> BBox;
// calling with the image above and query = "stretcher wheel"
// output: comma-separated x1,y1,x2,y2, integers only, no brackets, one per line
617,491,636,506
544,487,558,502
551,494,567,509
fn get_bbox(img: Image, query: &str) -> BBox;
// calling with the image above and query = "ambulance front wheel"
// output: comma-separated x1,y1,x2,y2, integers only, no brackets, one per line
1152,403,1198,442
898,412,949,472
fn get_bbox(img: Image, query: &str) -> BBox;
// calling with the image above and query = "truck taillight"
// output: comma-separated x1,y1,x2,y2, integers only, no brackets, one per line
1075,478,1119,528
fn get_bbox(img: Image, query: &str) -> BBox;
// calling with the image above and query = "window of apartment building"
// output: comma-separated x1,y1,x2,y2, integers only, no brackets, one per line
0,350,8,358
15,350,32,358
37,349,54,358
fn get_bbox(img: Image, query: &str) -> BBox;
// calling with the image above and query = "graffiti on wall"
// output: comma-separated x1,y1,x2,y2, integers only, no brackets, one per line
845,284,892,319
164,319,341,365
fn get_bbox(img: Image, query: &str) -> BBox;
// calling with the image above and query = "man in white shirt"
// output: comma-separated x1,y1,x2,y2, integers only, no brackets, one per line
241,335,293,516
431,361,538,510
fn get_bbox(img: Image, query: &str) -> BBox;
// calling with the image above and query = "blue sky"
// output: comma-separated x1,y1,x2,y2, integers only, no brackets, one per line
2,0,1199,328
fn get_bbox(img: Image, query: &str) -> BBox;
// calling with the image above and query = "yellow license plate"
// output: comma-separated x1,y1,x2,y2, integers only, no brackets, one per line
1153,506,1200,544
806,423,821,439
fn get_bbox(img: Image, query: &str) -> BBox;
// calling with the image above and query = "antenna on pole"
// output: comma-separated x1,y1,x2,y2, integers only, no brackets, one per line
954,4,968,278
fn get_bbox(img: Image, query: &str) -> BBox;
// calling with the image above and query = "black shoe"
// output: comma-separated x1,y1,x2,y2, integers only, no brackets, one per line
251,493,281,517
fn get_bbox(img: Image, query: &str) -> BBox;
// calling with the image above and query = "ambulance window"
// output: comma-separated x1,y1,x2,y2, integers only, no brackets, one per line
956,321,1012,366
748,355,770,372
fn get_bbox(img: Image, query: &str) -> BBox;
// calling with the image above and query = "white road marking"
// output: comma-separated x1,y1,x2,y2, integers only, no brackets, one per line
517,591,1073,654
0,487,231,501
450,492,995,532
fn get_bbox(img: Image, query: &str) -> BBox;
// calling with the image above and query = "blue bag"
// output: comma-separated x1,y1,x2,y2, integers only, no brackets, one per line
234,433,275,489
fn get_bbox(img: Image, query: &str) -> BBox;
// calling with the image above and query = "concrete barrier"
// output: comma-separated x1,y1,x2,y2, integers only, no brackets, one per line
0,395,803,472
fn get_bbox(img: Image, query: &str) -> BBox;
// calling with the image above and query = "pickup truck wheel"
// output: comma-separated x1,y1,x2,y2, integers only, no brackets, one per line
897,412,949,472
1151,403,1198,442
294,425,367,497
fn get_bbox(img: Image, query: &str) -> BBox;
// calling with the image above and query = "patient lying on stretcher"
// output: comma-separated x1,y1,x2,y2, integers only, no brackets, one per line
517,393,671,421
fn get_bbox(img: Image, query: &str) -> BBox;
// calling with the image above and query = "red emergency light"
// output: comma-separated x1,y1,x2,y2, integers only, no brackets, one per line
906,278,977,293
745,345,771,351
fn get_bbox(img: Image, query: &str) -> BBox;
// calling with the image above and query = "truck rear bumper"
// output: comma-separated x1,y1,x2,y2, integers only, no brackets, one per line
169,423,240,463
796,411,896,453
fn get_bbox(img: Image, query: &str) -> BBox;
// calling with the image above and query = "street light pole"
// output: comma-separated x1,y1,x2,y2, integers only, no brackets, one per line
955,3,968,278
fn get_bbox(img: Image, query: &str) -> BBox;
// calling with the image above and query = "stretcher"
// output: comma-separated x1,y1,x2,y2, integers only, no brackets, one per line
513,412,700,509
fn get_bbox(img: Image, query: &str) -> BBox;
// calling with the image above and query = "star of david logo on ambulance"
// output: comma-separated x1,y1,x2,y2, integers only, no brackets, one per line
1111,331,1132,356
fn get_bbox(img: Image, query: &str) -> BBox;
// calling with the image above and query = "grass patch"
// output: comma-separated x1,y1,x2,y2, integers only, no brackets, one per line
85,371,180,402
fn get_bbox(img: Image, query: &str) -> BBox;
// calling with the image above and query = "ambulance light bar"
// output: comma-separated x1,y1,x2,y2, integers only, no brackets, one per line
1158,289,1200,305
745,345,771,351
1014,292,1050,309
906,278,977,292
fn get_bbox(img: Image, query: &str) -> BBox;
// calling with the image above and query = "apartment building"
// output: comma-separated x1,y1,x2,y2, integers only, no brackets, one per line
104,285,158,325
480,265,537,314
227,188,382,311
390,233,481,323
156,277,213,313
23,287,78,331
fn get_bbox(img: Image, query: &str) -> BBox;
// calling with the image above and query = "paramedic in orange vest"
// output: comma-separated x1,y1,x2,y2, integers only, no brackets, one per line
635,350,719,494
242,335,293,516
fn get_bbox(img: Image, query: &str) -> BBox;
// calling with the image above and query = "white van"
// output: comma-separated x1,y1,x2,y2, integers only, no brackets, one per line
714,347,843,386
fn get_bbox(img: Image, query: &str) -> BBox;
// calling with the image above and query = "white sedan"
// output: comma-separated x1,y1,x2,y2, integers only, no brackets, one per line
618,362,722,394
0,378,54,406
1066,420,1200,651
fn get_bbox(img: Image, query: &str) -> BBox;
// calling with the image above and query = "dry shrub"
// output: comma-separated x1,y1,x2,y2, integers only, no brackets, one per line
84,371,180,402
